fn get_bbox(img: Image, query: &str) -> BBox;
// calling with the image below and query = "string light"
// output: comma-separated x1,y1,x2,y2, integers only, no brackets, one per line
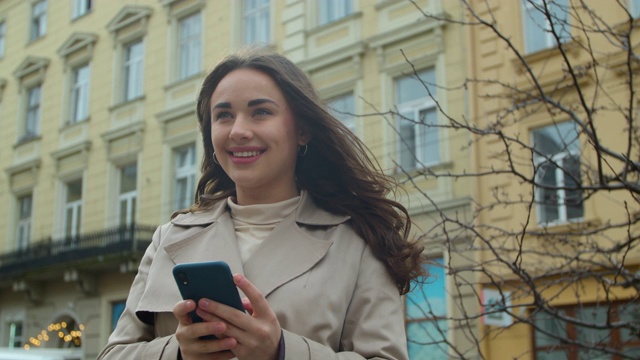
23,322,84,350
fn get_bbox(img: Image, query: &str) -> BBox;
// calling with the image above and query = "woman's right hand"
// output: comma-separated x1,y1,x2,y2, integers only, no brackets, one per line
173,299,237,360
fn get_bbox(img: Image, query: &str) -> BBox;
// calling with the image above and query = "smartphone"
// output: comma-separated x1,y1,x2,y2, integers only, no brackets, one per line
172,261,245,326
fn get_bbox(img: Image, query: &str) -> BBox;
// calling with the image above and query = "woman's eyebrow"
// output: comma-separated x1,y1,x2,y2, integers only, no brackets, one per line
248,98,278,107
212,101,231,110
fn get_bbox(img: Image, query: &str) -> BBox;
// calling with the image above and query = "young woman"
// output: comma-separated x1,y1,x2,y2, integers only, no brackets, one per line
98,47,424,360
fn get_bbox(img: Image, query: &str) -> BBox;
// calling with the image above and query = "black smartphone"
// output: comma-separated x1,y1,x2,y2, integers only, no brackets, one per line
172,261,245,326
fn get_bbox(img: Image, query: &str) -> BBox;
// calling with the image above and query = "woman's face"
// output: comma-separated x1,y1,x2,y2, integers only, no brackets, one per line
209,68,307,205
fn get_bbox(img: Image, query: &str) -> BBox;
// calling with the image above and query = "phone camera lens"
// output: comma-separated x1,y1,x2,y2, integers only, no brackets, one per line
177,272,189,286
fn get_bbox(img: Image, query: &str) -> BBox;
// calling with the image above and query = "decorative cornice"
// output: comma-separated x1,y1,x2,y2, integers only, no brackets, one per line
57,32,99,58
13,56,50,80
106,5,153,33
50,141,92,161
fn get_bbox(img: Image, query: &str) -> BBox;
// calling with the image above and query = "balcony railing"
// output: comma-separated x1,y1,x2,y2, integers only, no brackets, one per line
0,223,157,279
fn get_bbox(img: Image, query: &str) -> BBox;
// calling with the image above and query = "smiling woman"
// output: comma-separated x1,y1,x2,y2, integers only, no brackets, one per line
208,68,305,205
98,47,425,360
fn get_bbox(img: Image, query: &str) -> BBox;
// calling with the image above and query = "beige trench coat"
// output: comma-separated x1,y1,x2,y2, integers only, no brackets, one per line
97,192,409,360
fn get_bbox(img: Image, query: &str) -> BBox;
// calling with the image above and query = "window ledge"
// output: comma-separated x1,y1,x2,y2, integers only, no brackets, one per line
535,216,594,231
71,12,92,22
61,118,90,131
14,134,42,148
164,72,204,91
27,34,46,46
393,160,453,178
307,11,363,36
109,96,146,112
513,36,582,73
375,0,402,11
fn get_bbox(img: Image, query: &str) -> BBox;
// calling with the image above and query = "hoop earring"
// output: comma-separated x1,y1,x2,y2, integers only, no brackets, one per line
212,152,220,165
298,144,308,157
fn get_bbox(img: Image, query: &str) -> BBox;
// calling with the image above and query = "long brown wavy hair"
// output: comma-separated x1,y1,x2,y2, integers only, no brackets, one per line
189,47,424,294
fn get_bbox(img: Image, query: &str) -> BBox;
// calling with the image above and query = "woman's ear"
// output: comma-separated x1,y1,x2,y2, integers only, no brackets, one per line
298,128,311,146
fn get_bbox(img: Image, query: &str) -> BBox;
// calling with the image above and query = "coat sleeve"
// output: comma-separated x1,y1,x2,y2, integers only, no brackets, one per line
282,244,409,360
97,225,182,360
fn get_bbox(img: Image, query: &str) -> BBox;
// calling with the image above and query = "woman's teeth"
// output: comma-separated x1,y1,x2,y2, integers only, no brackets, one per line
233,151,261,157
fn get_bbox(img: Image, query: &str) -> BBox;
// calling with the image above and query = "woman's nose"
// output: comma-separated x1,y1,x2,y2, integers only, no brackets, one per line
229,114,252,140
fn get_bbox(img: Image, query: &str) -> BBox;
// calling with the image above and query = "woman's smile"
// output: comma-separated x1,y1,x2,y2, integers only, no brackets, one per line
227,147,266,164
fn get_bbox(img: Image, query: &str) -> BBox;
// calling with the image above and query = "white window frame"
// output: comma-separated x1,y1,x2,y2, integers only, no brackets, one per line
8,321,23,349
174,144,197,211
178,12,202,80
30,0,47,41
319,0,353,26
72,0,92,20
24,85,42,140
117,163,137,226
63,179,83,240
243,0,271,44
69,63,90,124
532,122,583,225
328,92,357,135
106,6,151,105
522,0,570,54
16,194,32,251
395,69,440,171
0,21,6,59
123,39,144,102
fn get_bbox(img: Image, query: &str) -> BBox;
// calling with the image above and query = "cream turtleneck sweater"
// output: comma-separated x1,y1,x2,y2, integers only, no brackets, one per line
226,194,301,264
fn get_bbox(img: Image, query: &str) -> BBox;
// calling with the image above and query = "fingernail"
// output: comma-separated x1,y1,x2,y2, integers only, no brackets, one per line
223,338,236,348
201,299,210,307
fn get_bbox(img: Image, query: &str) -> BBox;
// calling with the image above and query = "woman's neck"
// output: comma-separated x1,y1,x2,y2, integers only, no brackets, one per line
235,186,300,205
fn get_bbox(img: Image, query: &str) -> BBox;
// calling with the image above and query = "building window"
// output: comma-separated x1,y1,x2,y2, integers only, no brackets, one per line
178,12,201,80
69,64,90,124
0,21,6,58
118,163,137,225
532,121,583,225
30,0,47,40
406,258,448,359
7,321,23,349
174,144,196,211
111,301,126,331
533,302,640,359
319,0,353,26
123,40,144,102
64,179,82,239
522,0,570,54
395,69,439,171
72,0,92,19
630,0,640,17
243,0,270,44
328,93,356,135
16,194,32,251
23,85,42,141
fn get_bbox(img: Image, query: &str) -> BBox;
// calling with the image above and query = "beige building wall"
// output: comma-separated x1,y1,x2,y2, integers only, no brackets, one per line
467,0,640,359
0,0,473,358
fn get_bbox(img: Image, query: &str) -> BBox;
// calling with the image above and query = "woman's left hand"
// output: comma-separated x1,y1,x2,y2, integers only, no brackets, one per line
195,274,281,360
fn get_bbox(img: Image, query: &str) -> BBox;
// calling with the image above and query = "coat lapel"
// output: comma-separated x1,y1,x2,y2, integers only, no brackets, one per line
242,192,349,298
164,203,244,276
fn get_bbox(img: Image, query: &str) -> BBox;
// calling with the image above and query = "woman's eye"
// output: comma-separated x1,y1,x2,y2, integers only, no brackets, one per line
214,111,232,120
253,108,272,116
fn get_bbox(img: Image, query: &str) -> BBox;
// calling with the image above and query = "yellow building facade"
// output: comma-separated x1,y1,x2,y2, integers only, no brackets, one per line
0,0,472,359
467,0,640,359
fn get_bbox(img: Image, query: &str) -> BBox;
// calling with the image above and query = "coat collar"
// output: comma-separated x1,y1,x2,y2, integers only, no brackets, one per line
170,191,350,228
163,191,350,299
